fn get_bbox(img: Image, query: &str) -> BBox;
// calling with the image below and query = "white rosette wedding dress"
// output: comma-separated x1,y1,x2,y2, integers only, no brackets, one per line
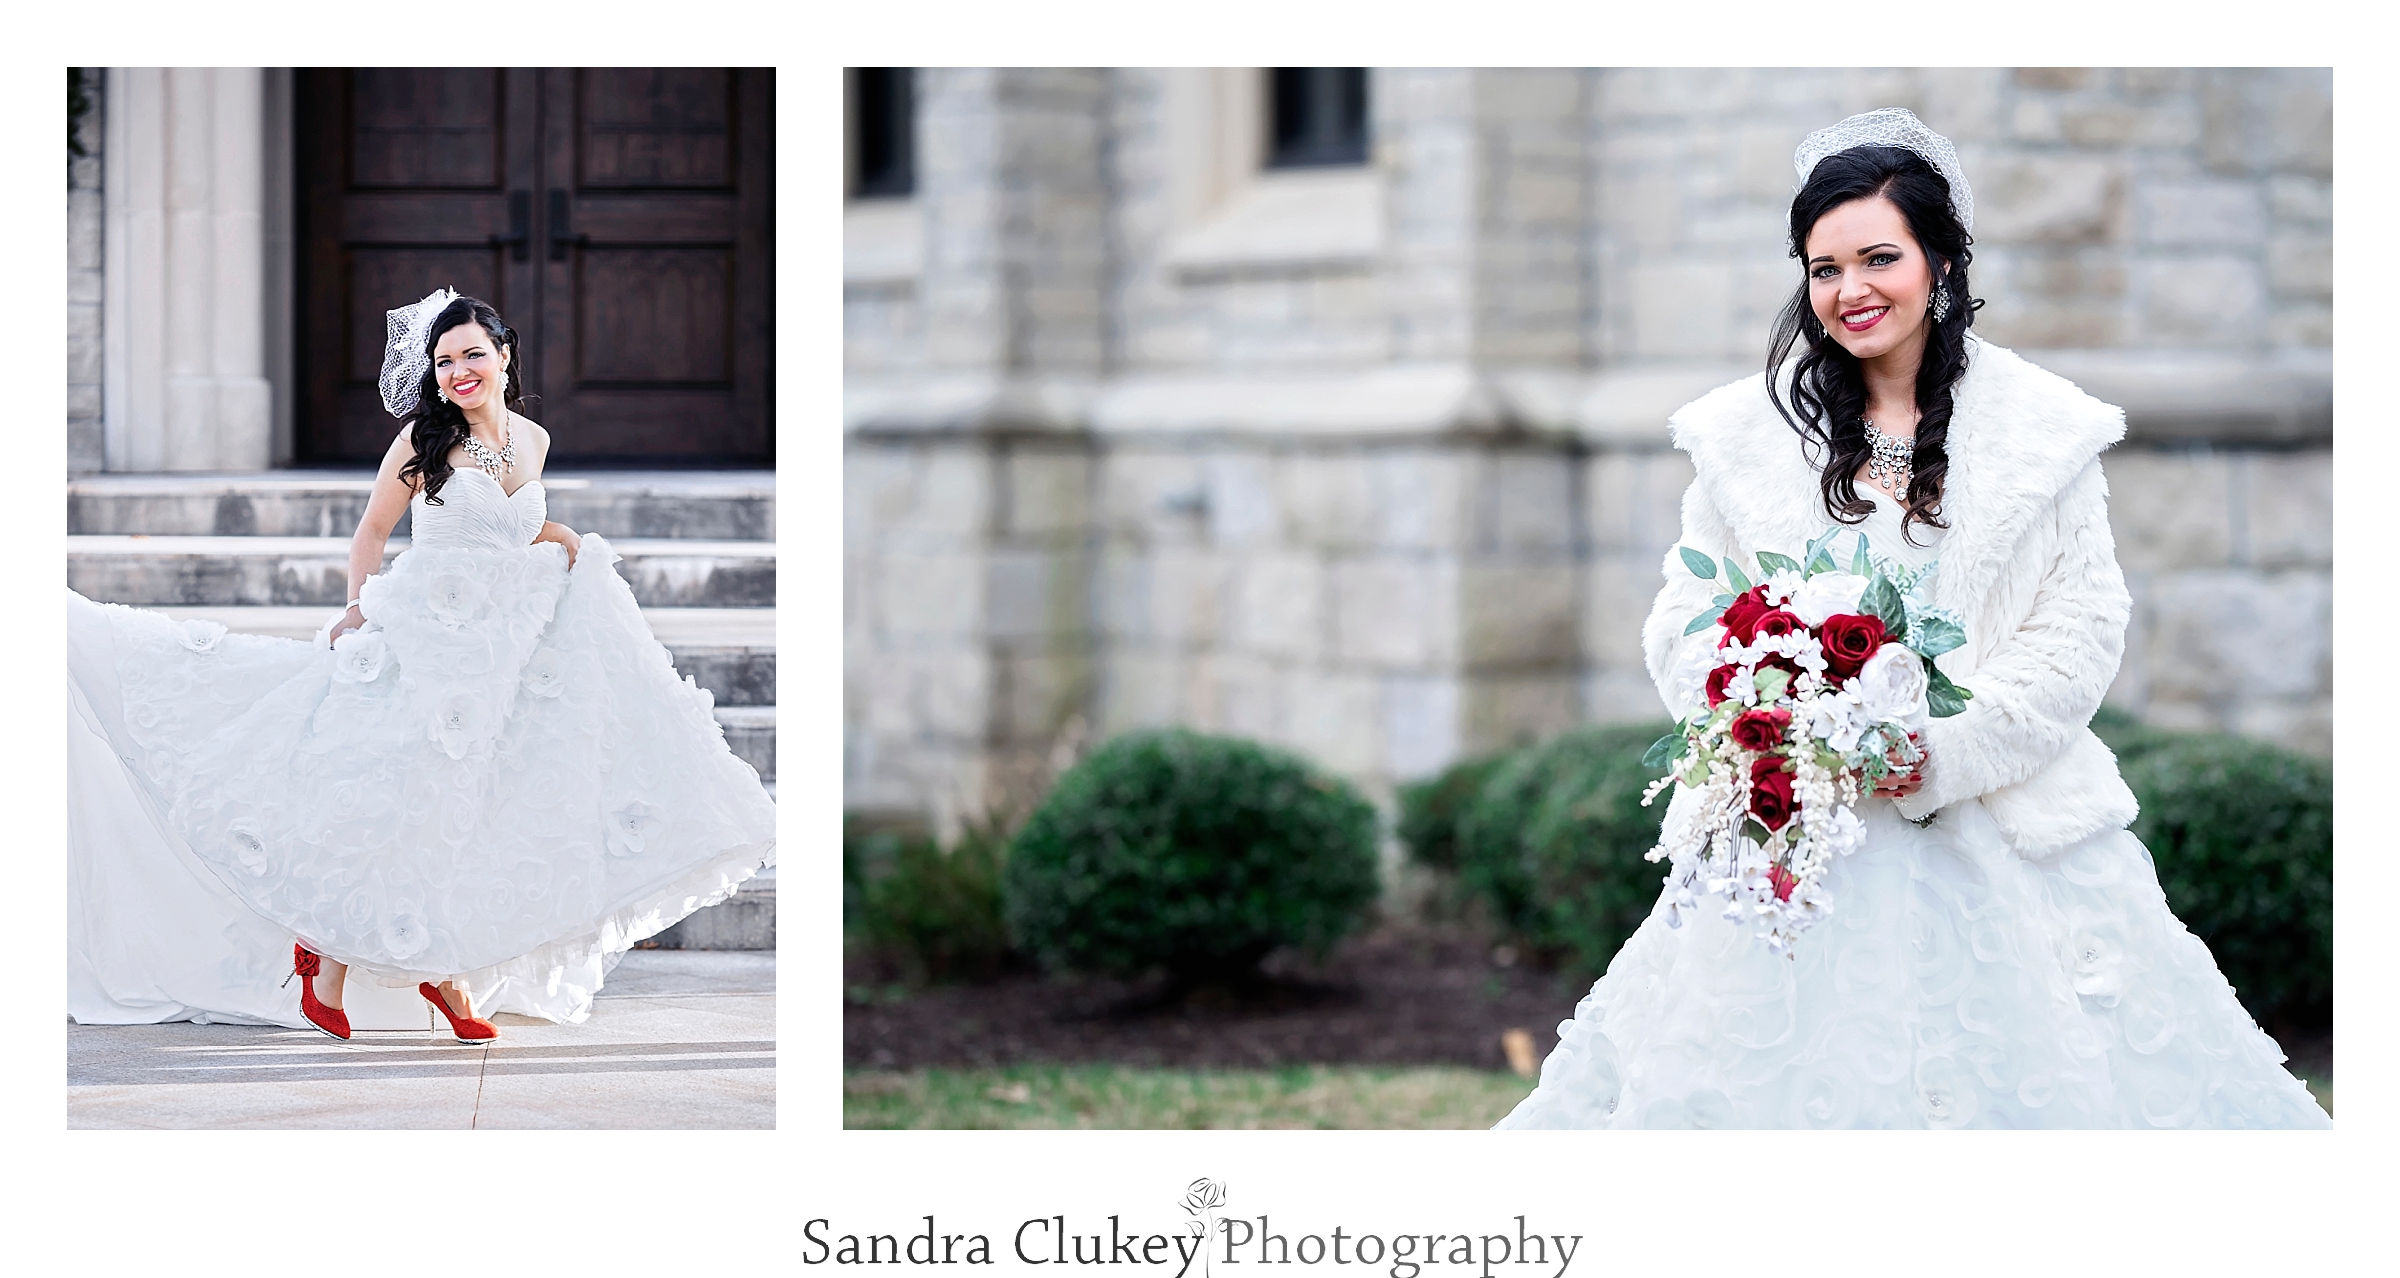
1496,338,2329,1130
68,467,775,1027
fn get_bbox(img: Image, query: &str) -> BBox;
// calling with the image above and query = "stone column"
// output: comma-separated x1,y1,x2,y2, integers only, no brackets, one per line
103,67,273,472
918,68,1111,381
68,69,106,475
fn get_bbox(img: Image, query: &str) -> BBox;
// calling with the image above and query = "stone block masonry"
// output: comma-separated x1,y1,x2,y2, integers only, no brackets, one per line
844,67,2332,830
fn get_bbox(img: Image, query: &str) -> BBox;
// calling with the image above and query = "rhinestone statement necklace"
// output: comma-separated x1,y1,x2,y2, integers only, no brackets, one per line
460,425,516,480
1864,417,1914,496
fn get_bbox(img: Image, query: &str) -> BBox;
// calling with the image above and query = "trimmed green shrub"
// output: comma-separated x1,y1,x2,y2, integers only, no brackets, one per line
846,819,1014,984
1003,728,1381,982
1396,752,1510,875
2087,703,2179,766
1453,723,1676,977
2117,732,2332,1033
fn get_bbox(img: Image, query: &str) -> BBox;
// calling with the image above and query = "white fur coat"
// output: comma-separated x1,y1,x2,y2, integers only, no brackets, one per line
1643,336,2139,857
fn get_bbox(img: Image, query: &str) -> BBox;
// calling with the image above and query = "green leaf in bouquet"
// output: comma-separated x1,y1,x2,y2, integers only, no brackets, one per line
1860,573,1908,639
1850,533,1872,576
1752,665,1791,702
1722,557,1752,593
1909,613,1966,658
1742,817,1773,847
1684,604,1728,636
1925,662,1973,718
1755,550,1801,576
1713,593,1736,607
1680,546,1718,579
1642,732,1689,771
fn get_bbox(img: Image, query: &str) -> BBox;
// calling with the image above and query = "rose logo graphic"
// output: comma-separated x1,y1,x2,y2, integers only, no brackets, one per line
1181,1179,1227,1278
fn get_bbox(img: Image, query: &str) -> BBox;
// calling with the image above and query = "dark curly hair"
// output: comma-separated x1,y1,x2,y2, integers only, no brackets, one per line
397,295,527,505
1765,143,1981,545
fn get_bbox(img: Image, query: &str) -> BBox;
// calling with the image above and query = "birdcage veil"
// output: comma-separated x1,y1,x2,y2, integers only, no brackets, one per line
1793,107,1973,234
377,287,460,418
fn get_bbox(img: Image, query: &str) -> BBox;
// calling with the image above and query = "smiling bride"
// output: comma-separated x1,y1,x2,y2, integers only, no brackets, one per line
67,289,776,1044
1495,110,2328,1129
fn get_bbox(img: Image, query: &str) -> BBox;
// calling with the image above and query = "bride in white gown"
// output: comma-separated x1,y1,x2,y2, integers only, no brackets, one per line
67,289,776,1040
1497,111,2328,1129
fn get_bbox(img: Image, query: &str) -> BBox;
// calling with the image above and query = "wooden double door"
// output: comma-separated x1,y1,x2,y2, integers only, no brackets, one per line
297,68,773,466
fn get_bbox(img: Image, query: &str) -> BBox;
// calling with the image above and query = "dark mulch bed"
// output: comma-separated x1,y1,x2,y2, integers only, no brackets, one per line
845,921,2336,1101
844,922,1583,1072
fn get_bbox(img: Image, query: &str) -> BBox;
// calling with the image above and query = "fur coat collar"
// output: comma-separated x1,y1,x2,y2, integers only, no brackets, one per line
1666,335,2127,616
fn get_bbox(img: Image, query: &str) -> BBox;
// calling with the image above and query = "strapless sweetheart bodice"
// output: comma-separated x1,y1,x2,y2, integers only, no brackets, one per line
412,468,546,550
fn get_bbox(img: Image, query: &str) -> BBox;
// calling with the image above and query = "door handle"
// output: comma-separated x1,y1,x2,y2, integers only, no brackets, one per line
547,189,591,262
486,190,530,262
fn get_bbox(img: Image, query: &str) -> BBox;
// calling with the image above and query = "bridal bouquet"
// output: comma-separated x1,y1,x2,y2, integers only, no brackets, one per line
1641,529,1973,955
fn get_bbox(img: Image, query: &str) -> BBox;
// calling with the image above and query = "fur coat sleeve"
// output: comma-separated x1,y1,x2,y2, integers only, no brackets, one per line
1887,458,2136,842
1644,337,2140,857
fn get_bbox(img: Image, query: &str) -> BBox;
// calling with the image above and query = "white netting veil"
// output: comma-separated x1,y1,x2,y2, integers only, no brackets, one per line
1793,108,1973,234
378,287,461,418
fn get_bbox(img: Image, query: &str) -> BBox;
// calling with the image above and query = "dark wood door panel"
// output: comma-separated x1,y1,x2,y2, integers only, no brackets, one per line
348,68,506,188
299,67,769,467
579,68,735,189
577,249,733,385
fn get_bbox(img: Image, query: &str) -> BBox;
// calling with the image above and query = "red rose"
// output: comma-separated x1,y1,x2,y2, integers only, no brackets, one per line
1767,863,1798,902
1718,586,1771,645
1753,609,1803,639
1817,612,1888,680
1705,663,1739,707
1749,756,1796,831
1728,707,1791,752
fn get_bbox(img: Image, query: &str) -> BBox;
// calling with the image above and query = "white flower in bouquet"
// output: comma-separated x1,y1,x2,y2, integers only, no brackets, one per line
1785,571,1870,626
1669,626,1727,713
1800,686,1871,753
1851,641,1932,727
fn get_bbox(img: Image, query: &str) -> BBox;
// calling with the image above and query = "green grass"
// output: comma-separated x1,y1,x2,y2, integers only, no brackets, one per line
845,1064,2331,1127
844,1065,1537,1130
2301,1076,2332,1115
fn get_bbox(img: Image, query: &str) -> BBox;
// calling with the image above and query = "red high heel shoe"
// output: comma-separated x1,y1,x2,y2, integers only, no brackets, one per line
420,983,499,1043
284,944,350,1040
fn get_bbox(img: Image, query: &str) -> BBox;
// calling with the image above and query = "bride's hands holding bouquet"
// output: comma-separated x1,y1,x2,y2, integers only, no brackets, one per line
1872,733,1925,798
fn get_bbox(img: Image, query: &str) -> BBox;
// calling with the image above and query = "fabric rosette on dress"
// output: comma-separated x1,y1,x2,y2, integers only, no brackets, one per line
67,468,774,1025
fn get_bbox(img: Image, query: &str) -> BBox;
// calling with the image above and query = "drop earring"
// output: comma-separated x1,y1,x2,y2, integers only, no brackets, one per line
1930,281,1951,322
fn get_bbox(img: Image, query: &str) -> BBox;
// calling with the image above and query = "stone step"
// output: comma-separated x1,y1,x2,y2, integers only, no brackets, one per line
68,535,774,609
144,606,776,707
68,470,774,540
715,706,776,783
644,864,775,951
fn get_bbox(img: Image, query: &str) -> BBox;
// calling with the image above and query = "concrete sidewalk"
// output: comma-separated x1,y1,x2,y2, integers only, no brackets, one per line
67,951,774,1129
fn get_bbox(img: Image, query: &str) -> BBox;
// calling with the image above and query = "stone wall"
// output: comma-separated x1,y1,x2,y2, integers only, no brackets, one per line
844,67,2334,829
69,68,105,475
1584,66,2332,362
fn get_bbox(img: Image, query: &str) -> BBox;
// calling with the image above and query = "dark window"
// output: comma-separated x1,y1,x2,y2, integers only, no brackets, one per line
850,67,915,198
1268,68,1368,168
